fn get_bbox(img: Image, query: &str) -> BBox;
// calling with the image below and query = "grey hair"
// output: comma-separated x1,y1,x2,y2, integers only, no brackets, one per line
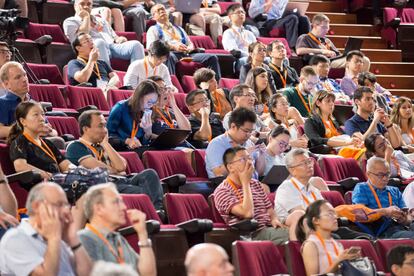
83,182,118,220
285,148,309,168
26,182,63,215
90,261,138,276
367,156,388,172
185,243,228,275
0,61,22,82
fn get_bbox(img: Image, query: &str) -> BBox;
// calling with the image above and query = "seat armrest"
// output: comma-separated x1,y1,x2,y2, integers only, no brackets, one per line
337,177,359,190
161,174,186,188
230,219,259,232
388,177,403,188
118,219,161,236
337,217,349,227
6,170,42,187
61,134,75,142
385,17,400,28
176,218,213,234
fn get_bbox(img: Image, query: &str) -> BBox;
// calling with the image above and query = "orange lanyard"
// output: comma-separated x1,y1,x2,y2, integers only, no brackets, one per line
314,231,340,267
322,118,340,138
295,86,311,116
162,24,180,42
23,132,58,166
77,57,101,79
308,32,330,50
79,139,104,161
231,27,249,48
86,224,125,264
269,63,287,88
227,177,243,202
212,89,223,115
131,120,139,139
291,178,317,206
367,182,392,209
202,0,209,8
155,106,175,129
322,80,333,92
143,57,157,79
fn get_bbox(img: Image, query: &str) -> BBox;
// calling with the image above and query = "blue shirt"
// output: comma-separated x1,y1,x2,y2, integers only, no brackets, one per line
317,77,342,94
248,0,288,20
344,113,387,136
106,100,147,144
352,182,406,209
0,92,29,126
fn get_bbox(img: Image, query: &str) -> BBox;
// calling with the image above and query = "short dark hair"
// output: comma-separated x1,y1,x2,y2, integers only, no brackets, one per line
268,125,290,140
346,50,364,62
147,75,164,83
193,68,215,88
266,39,284,53
229,84,250,108
353,86,373,101
357,72,377,86
185,89,206,106
223,146,246,168
387,245,414,276
227,3,243,15
364,133,382,159
309,54,330,66
148,40,170,58
71,32,87,55
228,107,257,128
300,66,317,78
0,41,9,48
78,110,103,135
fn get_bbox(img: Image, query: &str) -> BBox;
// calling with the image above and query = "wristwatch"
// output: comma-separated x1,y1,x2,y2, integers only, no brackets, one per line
0,178,7,185
138,239,152,248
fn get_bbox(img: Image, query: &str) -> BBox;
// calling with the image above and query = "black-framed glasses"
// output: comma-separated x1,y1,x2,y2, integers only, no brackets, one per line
368,171,390,179
289,158,314,168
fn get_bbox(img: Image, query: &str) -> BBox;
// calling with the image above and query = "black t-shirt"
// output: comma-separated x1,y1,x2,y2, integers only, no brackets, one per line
67,59,112,87
9,134,66,174
188,114,225,148
268,63,299,90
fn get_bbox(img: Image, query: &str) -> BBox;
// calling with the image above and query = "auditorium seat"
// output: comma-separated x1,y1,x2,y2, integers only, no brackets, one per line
233,241,289,276
29,84,77,114
374,239,414,272
107,89,133,108
219,78,240,90
14,39,42,64
320,190,346,207
256,37,292,57
285,241,306,276
171,75,185,93
339,239,385,272
25,22,69,43
66,86,110,112
46,116,80,139
114,70,126,88
175,61,204,81
344,191,353,205
115,31,138,41
118,151,145,175
26,64,65,85
173,93,190,115
193,149,209,180
181,75,197,93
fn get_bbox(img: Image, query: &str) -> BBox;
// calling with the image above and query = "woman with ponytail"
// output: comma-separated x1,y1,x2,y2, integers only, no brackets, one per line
297,200,361,275
8,102,73,180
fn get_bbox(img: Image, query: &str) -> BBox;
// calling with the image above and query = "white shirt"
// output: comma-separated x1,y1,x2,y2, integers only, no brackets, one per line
146,22,192,49
222,26,256,57
124,58,172,89
275,177,323,222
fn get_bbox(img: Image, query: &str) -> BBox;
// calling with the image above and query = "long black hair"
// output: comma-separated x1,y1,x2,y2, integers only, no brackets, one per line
295,199,329,242
128,79,159,122
7,101,41,145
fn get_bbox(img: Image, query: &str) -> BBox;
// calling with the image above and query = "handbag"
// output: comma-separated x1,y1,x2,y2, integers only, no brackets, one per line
53,166,109,205
340,257,377,276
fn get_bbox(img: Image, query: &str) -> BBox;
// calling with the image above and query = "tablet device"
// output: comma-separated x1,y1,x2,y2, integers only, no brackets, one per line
262,165,290,186
149,128,191,149
175,0,203,14
330,37,363,61
284,1,309,16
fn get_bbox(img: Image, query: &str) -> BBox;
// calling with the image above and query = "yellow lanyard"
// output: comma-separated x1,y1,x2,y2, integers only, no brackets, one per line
314,231,340,266
295,86,311,116
77,57,101,80
269,63,287,88
143,57,157,79
291,178,316,206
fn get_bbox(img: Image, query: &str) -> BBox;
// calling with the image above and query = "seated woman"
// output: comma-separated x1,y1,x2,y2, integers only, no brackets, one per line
239,42,276,93
266,94,308,149
304,89,362,151
148,76,191,136
365,133,414,179
391,97,414,153
107,79,159,152
297,200,361,276
245,67,273,116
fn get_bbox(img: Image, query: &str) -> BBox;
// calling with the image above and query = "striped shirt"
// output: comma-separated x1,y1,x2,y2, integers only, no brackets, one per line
213,179,272,230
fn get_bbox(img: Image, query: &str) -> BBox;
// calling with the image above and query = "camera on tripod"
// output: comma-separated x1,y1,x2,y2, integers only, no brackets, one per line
0,8,29,39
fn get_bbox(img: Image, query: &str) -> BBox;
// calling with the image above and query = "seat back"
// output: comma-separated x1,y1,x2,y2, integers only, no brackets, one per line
193,149,208,179
256,37,292,57
26,22,68,43
189,35,216,49
402,8,414,23
143,150,196,179
207,194,226,223
233,241,289,276
344,191,353,204
121,194,162,223
27,63,65,84
285,241,306,276
171,75,185,93
67,86,110,111
321,191,345,207
118,152,145,174
181,75,197,94
173,93,190,115
114,71,126,88
320,157,367,182
339,239,384,272
107,89,133,108
46,116,80,138
268,192,276,207
0,144,15,175
164,193,213,224
29,84,67,108
219,78,240,90
375,239,414,272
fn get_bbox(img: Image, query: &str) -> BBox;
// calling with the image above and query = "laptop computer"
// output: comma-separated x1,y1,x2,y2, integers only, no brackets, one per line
284,1,309,16
149,128,191,149
330,37,363,61
262,165,290,186
175,0,203,14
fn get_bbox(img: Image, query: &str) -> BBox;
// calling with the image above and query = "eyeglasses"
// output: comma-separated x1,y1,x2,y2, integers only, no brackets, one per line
368,171,391,179
0,49,11,55
239,126,255,134
319,212,337,219
289,158,314,168
254,47,267,53
277,140,289,149
274,45,285,51
229,155,253,164
231,10,246,15
192,98,210,105
146,100,158,106
241,93,257,98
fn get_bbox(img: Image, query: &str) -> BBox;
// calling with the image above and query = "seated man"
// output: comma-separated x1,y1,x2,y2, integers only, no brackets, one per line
65,110,163,210
282,66,318,117
249,0,310,48
222,3,257,71
68,33,119,89
0,42,11,97
146,4,221,78
309,54,350,102
352,157,414,239
267,39,299,90
124,40,172,90
387,245,414,276
193,68,232,119
357,72,391,113
205,107,266,179
296,13,370,70
63,0,145,67
185,89,225,149
79,183,156,274
0,182,92,275
213,146,289,244
0,165,18,239
344,87,400,148
185,243,234,276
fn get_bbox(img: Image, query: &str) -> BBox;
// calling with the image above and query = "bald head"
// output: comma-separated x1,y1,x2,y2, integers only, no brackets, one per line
367,156,389,172
185,243,234,276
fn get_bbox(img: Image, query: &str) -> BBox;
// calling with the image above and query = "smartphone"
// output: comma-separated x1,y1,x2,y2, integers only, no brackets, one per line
348,246,361,255
402,207,409,213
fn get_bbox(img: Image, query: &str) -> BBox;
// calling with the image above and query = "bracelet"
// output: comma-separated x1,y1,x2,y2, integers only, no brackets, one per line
71,243,82,251
386,124,393,129
138,239,152,248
